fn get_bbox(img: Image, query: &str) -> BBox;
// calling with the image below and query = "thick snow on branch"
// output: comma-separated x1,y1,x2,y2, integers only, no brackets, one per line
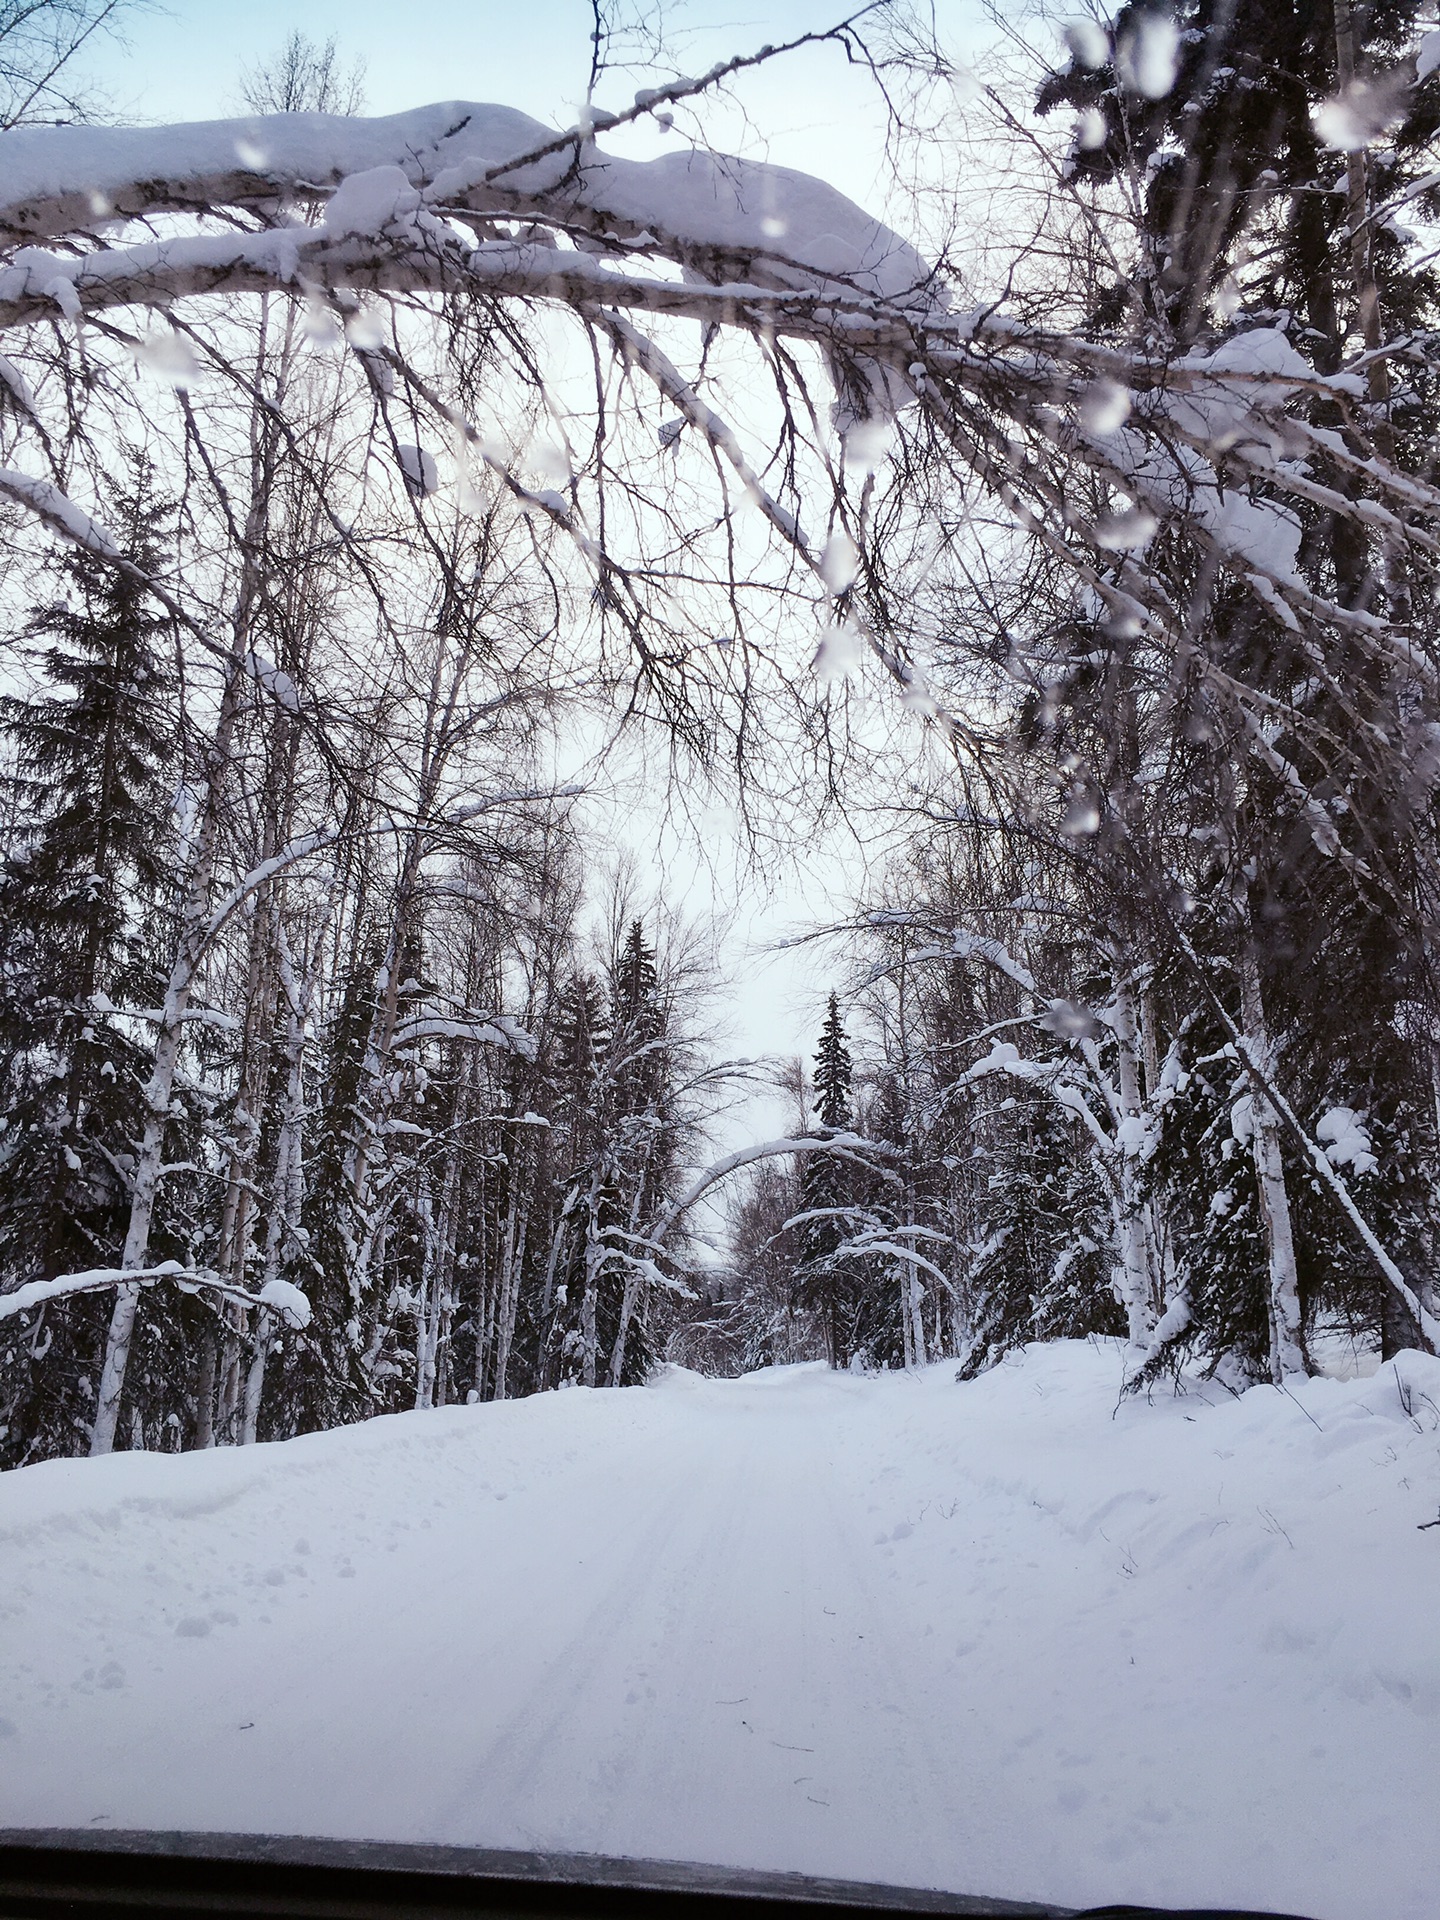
0,1263,192,1320
0,467,119,554
391,1013,537,1056
0,1262,311,1327
257,1277,313,1330
0,100,1425,662
0,102,931,303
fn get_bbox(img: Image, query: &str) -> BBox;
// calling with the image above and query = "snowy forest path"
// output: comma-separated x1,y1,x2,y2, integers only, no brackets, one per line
2,1344,1439,1920
423,1368,964,1883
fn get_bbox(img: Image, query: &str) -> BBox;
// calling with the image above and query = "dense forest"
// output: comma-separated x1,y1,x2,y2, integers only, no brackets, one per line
2,0,1439,1468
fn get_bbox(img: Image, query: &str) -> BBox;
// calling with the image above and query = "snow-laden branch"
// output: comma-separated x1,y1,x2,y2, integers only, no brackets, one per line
392,1012,536,1057
962,1040,1117,1161
0,465,119,552
779,1207,953,1288
0,1262,311,1327
650,1131,891,1247
845,1239,951,1286
1,92,1432,689
0,100,929,299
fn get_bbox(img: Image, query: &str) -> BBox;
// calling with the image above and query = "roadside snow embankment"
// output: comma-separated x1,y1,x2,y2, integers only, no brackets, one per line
1,1340,1437,1920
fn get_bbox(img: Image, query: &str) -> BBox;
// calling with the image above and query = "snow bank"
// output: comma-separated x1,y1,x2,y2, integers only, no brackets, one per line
1,1341,1436,1920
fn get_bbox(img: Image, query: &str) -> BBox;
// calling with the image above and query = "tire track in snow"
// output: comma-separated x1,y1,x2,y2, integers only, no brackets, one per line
427,1416,733,1843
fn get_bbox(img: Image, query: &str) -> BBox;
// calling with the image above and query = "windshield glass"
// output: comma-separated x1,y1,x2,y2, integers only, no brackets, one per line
0,7,1437,1920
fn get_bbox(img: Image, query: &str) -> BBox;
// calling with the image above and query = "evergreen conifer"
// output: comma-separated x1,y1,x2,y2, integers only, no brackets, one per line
0,467,179,1462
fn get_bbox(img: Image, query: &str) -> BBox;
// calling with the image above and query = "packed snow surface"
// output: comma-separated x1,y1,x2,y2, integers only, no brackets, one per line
2,1341,1438,1920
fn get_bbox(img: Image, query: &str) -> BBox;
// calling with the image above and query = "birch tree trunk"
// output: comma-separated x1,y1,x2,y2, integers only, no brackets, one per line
90,666,247,1456
215,890,281,1443
239,926,312,1445
414,1189,442,1411
493,1181,528,1402
1238,939,1309,1382
1110,966,1159,1359
580,1167,605,1388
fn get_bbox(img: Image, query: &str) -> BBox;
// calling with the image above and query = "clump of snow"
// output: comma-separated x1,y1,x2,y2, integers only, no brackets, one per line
1062,20,1109,69
1113,1113,1154,1159
1080,379,1129,433
1095,505,1157,551
1061,791,1100,836
1314,74,1411,152
839,418,895,472
1316,1106,1379,1177
323,165,424,238
1074,106,1107,149
396,444,439,498
812,618,865,684
1207,490,1301,582
133,329,199,389
1199,327,1316,384
242,650,301,712
257,1278,312,1329
344,305,387,350
819,531,860,594
1117,13,1179,99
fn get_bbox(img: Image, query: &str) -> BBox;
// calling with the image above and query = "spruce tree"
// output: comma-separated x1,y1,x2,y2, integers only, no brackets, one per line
796,994,860,1366
0,468,179,1463
608,921,667,1381
1038,0,1440,1366
546,971,614,1383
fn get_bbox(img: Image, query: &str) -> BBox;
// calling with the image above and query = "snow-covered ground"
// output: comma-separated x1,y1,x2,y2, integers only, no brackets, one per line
2,1341,1438,1920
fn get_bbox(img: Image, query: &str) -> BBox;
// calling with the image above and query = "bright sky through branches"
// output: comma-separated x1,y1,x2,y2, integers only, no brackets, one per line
66,0,987,1131
94,0,980,215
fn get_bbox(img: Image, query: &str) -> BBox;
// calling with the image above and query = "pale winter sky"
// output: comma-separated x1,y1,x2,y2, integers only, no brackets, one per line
78,0,988,1143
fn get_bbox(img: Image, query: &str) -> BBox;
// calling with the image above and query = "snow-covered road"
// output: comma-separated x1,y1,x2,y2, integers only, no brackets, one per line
2,1342,1438,1920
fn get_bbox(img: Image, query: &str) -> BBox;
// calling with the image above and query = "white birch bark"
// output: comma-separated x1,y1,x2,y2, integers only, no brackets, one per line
1238,941,1308,1382
1110,968,1159,1359
413,1187,442,1412
239,925,314,1445
580,1170,603,1390
90,667,247,1456
492,1182,526,1403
